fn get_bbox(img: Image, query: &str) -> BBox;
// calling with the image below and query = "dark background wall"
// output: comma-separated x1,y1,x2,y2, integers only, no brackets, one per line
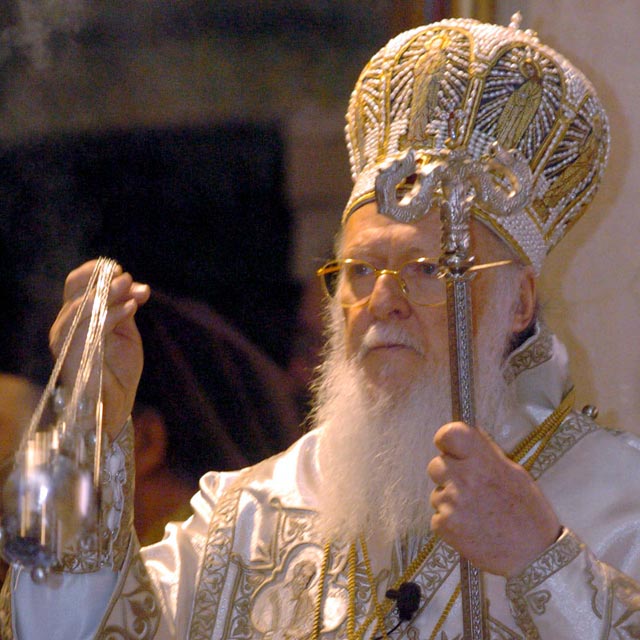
0,122,294,381
0,1,441,381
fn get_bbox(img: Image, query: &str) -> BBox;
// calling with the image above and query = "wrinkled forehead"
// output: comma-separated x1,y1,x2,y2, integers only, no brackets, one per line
339,202,515,262
341,204,438,253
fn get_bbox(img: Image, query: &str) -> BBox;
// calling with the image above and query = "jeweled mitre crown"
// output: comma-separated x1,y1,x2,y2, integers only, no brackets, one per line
343,15,610,273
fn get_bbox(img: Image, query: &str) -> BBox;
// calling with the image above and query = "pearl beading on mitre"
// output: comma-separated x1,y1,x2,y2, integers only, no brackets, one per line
342,16,610,274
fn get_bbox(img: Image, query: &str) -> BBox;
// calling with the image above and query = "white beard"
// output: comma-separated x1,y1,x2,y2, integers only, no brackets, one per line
312,267,521,545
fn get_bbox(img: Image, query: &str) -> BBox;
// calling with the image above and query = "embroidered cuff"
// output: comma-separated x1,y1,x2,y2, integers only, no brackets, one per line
505,528,583,637
57,417,134,573
94,532,162,638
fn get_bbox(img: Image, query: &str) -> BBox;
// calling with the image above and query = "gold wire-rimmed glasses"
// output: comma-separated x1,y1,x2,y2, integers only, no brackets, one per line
316,257,514,308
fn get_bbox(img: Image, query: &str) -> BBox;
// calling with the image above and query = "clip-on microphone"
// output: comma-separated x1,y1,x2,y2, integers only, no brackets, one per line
373,581,421,639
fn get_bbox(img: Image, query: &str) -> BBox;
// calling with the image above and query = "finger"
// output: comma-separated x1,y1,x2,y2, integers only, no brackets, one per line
433,421,475,459
63,261,124,302
130,282,151,306
104,299,141,334
63,297,141,343
430,499,455,535
430,473,458,503
426,454,448,485
68,271,148,313
49,294,88,355
429,487,440,512
55,276,130,342
430,509,454,539
429,485,444,513
107,272,136,305
107,275,152,308
429,481,447,509
50,281,144,357
63,261,99,302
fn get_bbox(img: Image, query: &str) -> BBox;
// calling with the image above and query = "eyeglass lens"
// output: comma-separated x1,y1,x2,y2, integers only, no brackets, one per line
323,260,443,307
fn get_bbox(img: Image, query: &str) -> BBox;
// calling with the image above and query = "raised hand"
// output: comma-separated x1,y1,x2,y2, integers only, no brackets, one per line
49,260,151,440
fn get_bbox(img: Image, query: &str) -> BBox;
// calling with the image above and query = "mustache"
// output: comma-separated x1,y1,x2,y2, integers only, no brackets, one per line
358,323,425,359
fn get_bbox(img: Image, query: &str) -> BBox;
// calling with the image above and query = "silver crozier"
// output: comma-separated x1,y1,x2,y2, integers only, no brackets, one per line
376,126,532,638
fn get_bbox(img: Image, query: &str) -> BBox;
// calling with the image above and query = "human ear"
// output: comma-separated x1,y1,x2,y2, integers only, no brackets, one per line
511,267,537,334
133,406,169,479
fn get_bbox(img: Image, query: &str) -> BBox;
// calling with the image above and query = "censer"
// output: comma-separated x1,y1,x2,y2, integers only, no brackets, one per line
0,258,117,582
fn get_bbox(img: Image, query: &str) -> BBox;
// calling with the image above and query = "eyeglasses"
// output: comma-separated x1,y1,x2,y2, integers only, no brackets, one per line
317,257,513,308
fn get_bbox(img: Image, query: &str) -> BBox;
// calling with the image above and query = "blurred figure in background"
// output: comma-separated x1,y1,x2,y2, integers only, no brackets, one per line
132,290,301,544
0,373,41,473
0,290,302,550
286,276,326,421
0,372,42,583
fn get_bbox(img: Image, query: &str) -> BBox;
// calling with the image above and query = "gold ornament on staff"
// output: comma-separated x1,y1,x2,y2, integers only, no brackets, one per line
375,113,533,639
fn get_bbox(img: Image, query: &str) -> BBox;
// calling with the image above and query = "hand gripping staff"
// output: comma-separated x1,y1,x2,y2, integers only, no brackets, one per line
0,258,118,582
375,117,533,639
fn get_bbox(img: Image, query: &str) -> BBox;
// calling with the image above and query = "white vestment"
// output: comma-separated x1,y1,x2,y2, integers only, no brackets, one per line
3,325,640,639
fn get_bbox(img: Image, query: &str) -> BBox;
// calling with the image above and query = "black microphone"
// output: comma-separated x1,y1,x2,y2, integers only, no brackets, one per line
373,581,421,639
385,581,421,621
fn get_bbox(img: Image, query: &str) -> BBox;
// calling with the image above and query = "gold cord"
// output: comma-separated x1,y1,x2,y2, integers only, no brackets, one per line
312,541,332,640
360,538,390,639
426,388,576,636
511,387,575,468
347,544,358,638
312,389,575,638
351,534,439,638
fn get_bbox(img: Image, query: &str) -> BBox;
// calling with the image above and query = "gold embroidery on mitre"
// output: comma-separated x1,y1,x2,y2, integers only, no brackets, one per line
535,110,606,236
401,27,473,153
405,34,451,147
476,45,563,164
343,18,610,274
494,58,543,150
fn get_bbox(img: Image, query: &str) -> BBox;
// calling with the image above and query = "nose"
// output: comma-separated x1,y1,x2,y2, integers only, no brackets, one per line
366,272,411,320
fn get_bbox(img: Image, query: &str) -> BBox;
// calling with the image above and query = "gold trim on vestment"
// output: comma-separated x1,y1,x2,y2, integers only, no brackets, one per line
311,388,575,639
